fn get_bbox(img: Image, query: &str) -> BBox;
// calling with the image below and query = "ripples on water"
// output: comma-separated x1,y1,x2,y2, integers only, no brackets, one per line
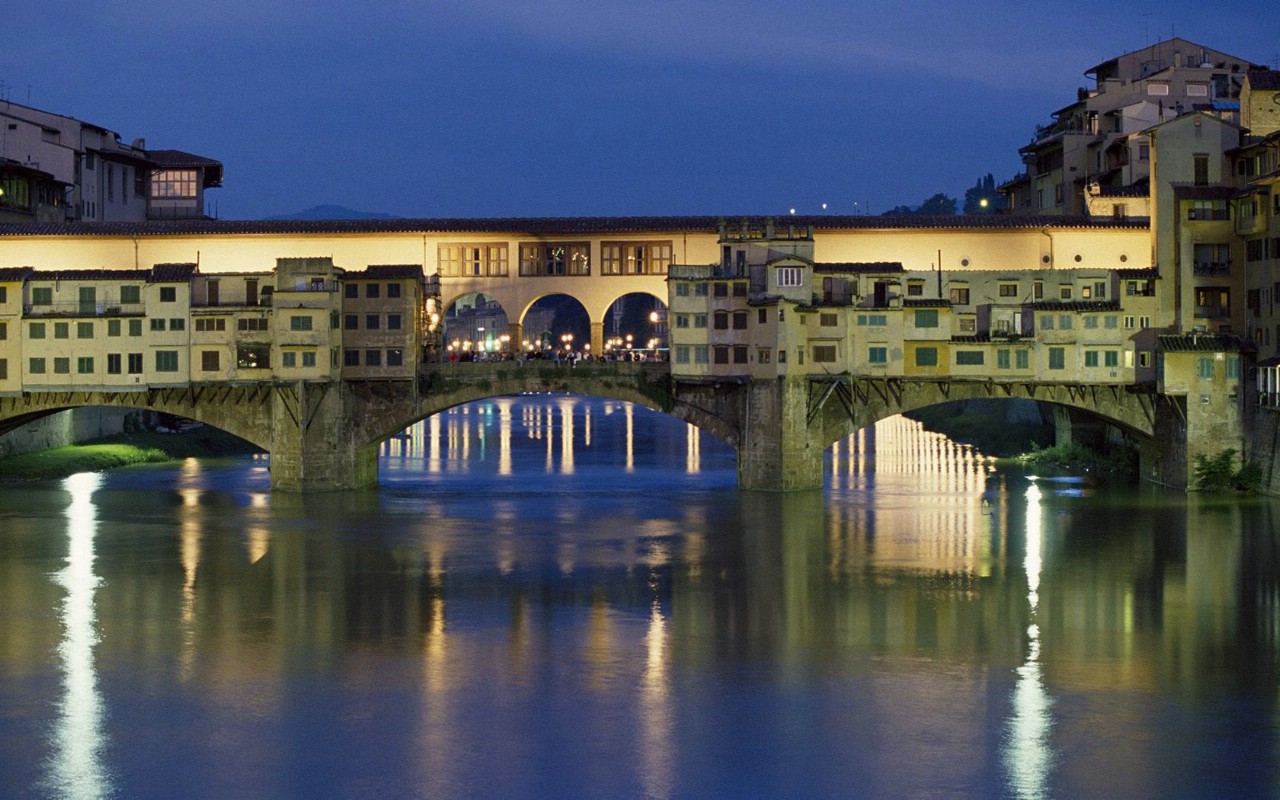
1,395,1279,799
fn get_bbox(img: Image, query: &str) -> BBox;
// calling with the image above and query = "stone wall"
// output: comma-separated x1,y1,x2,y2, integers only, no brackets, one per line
0,407,131,458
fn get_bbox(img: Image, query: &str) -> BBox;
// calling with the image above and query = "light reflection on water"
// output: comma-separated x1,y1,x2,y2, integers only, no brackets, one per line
2,397,1279,798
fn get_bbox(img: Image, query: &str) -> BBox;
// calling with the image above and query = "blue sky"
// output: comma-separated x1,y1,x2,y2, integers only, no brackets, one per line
6,1,1277,219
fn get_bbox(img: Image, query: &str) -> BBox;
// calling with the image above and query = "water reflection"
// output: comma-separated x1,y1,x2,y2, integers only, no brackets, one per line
48,472,112,799
4,402,1280,797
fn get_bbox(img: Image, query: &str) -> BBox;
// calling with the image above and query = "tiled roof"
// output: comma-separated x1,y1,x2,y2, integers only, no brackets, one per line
150,263,198,282
25,269,150,281
349,264,425,279
0,267,34,281
1027,300,1122,312
1094,184,1148,198
1159,333,1252,352
1173,185,1239,200
813,262,904,274
0,214,1149,238
1117,267,1159,278
903,298,952,308
1248,70,1280,91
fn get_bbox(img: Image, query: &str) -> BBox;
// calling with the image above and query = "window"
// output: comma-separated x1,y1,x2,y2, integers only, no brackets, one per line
694,314,707,329
387,283,401,299
713,311,729,330
54,357,69,374
151,169,197,198
32,287,52,305
1084,351,1099,368
758,348,771,364
54,322,68,339
997,349,1010,369
914,309,939,328
675,347,690,364
29,357,45,374
959,317,976,333
758,309,767,325
0,287,5,304
675,283,690,297
733,312,748,330
387,349,403,367
713,347,729,364
733,345,748,364
195,318,226,332
107,354,121,375
1048,348,1065,370
151,319,165,331
302,351,317,368
1059,315,1073,330
366,284,380,299
1139,316,1150,329
438,244,509,277
776,267,803,287
694,284,708,297
29,322,45,339
344,284,358,298
733,283,747,297
819,313,838,327
120,286,140,304
366,315,380,330
238,317,268,332
1084,316,1098,329
1104,351,1119,368
693,346,708,364
1195,288,1230,318
1193,154,1209,186
169,318,185,331
675,314,689,329
1227,356,1240,380
857,314,888,327
159,287,177,302
344,349,360,366
999,284,1018,298
282,351,296,368
1147,82,1169,96
1105,316,1118,329
127,353,143,374
388,314,402,330
201,351,220,371
914,347,938,367
129,319,142,336
599,242,672,275
713,283,728,298
76,321,93,339
869,346,888,364
290,315,313,331
1059,286,1072,300
813,345,837,363
518,242,590,276
949,287,970,305
955,351,984,365
365,350,381,367
1197,357,1213,380
344,314,359,330
1016,350,1029,369
155,351,179,372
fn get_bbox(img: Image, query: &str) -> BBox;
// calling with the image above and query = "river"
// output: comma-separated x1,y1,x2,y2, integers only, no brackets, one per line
1,395,1278,799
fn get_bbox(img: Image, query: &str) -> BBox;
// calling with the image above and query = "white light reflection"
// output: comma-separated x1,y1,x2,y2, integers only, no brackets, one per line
685,423,700,474
639,597,674,799
1003,480,1053,799
48,472,113,799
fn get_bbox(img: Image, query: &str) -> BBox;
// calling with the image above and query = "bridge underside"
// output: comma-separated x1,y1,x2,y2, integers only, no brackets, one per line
0,369,1207,492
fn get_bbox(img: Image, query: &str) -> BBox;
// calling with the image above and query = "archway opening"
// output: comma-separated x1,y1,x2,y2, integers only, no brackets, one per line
443,293,514,359
602,293,668,359
521,295,590,357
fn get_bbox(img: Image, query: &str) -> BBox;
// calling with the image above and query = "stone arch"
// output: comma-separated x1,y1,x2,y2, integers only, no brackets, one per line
0,387,274,452
442,292,515,356
515,293,591,355
809,377,1158,451
600,291,669,356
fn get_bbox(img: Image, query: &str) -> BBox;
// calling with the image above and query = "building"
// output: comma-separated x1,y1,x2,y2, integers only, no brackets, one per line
0,99,222,222
1002,38,1260,216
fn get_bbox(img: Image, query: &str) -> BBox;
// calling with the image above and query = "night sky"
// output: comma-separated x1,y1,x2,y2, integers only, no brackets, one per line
6,2,1277,220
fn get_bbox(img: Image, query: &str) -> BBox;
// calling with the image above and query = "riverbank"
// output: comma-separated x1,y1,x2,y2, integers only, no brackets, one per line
0,426,260,482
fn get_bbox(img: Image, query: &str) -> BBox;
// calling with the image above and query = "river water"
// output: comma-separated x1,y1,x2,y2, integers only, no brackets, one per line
2,395,1278,799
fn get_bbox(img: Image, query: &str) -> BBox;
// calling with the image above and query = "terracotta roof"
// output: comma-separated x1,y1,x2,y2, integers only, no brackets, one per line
813,262,904,274
1094,184,1148,198
1173,185,1239,200
0,267,34,281
347,264,425,279
1117,267,1160,278
25,268,150,281
1159,333,1252,352
1248,70,1280,91
1027,300,1122,312
0,214,1149,239
150,263,198,282
903,298,952,308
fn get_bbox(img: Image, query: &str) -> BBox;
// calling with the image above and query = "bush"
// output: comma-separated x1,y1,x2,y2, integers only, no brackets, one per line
1193,448,1262,493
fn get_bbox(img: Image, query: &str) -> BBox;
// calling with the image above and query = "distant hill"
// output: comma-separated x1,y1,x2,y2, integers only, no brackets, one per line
263,204,398,221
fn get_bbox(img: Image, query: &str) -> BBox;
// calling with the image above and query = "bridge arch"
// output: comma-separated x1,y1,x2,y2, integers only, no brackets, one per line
601,292,668,355
0,387,274,452
808,377,1159,452
515,293,590,354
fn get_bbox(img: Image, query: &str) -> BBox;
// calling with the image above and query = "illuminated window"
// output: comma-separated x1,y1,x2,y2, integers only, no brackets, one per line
438,244,509,277
600,242,673,275
519,242,589,276
151,169,198,198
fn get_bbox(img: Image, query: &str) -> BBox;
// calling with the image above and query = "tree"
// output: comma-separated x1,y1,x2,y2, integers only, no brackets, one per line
963,174,1006,214
916,193,957,215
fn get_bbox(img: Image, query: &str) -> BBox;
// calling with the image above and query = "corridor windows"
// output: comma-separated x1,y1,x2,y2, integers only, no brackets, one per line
438,244,509,277
519,242,589,276
600,242,672,275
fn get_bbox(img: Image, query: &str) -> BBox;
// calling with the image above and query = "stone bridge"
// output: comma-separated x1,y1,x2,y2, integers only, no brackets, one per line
0,363,1189,491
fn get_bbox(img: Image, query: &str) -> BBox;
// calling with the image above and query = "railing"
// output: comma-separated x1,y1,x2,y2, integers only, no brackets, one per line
24,301,145,317
1193,261,1231,276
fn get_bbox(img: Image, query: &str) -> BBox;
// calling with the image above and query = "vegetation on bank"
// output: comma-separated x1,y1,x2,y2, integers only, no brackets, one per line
905,403,1052,458
0,424,260,482
1008,440,1137,477
1193,448,1263,493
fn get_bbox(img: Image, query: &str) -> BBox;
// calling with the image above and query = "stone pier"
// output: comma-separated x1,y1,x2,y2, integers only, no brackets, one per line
269,381,379,492
736,378,824,491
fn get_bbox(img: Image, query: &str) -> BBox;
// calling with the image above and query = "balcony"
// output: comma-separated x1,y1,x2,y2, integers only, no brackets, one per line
1192,261,1232,277
24,301,145,317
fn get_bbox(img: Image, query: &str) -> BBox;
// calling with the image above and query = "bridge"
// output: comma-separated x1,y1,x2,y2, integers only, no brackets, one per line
0,215,1249,490
0,361,1183,491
